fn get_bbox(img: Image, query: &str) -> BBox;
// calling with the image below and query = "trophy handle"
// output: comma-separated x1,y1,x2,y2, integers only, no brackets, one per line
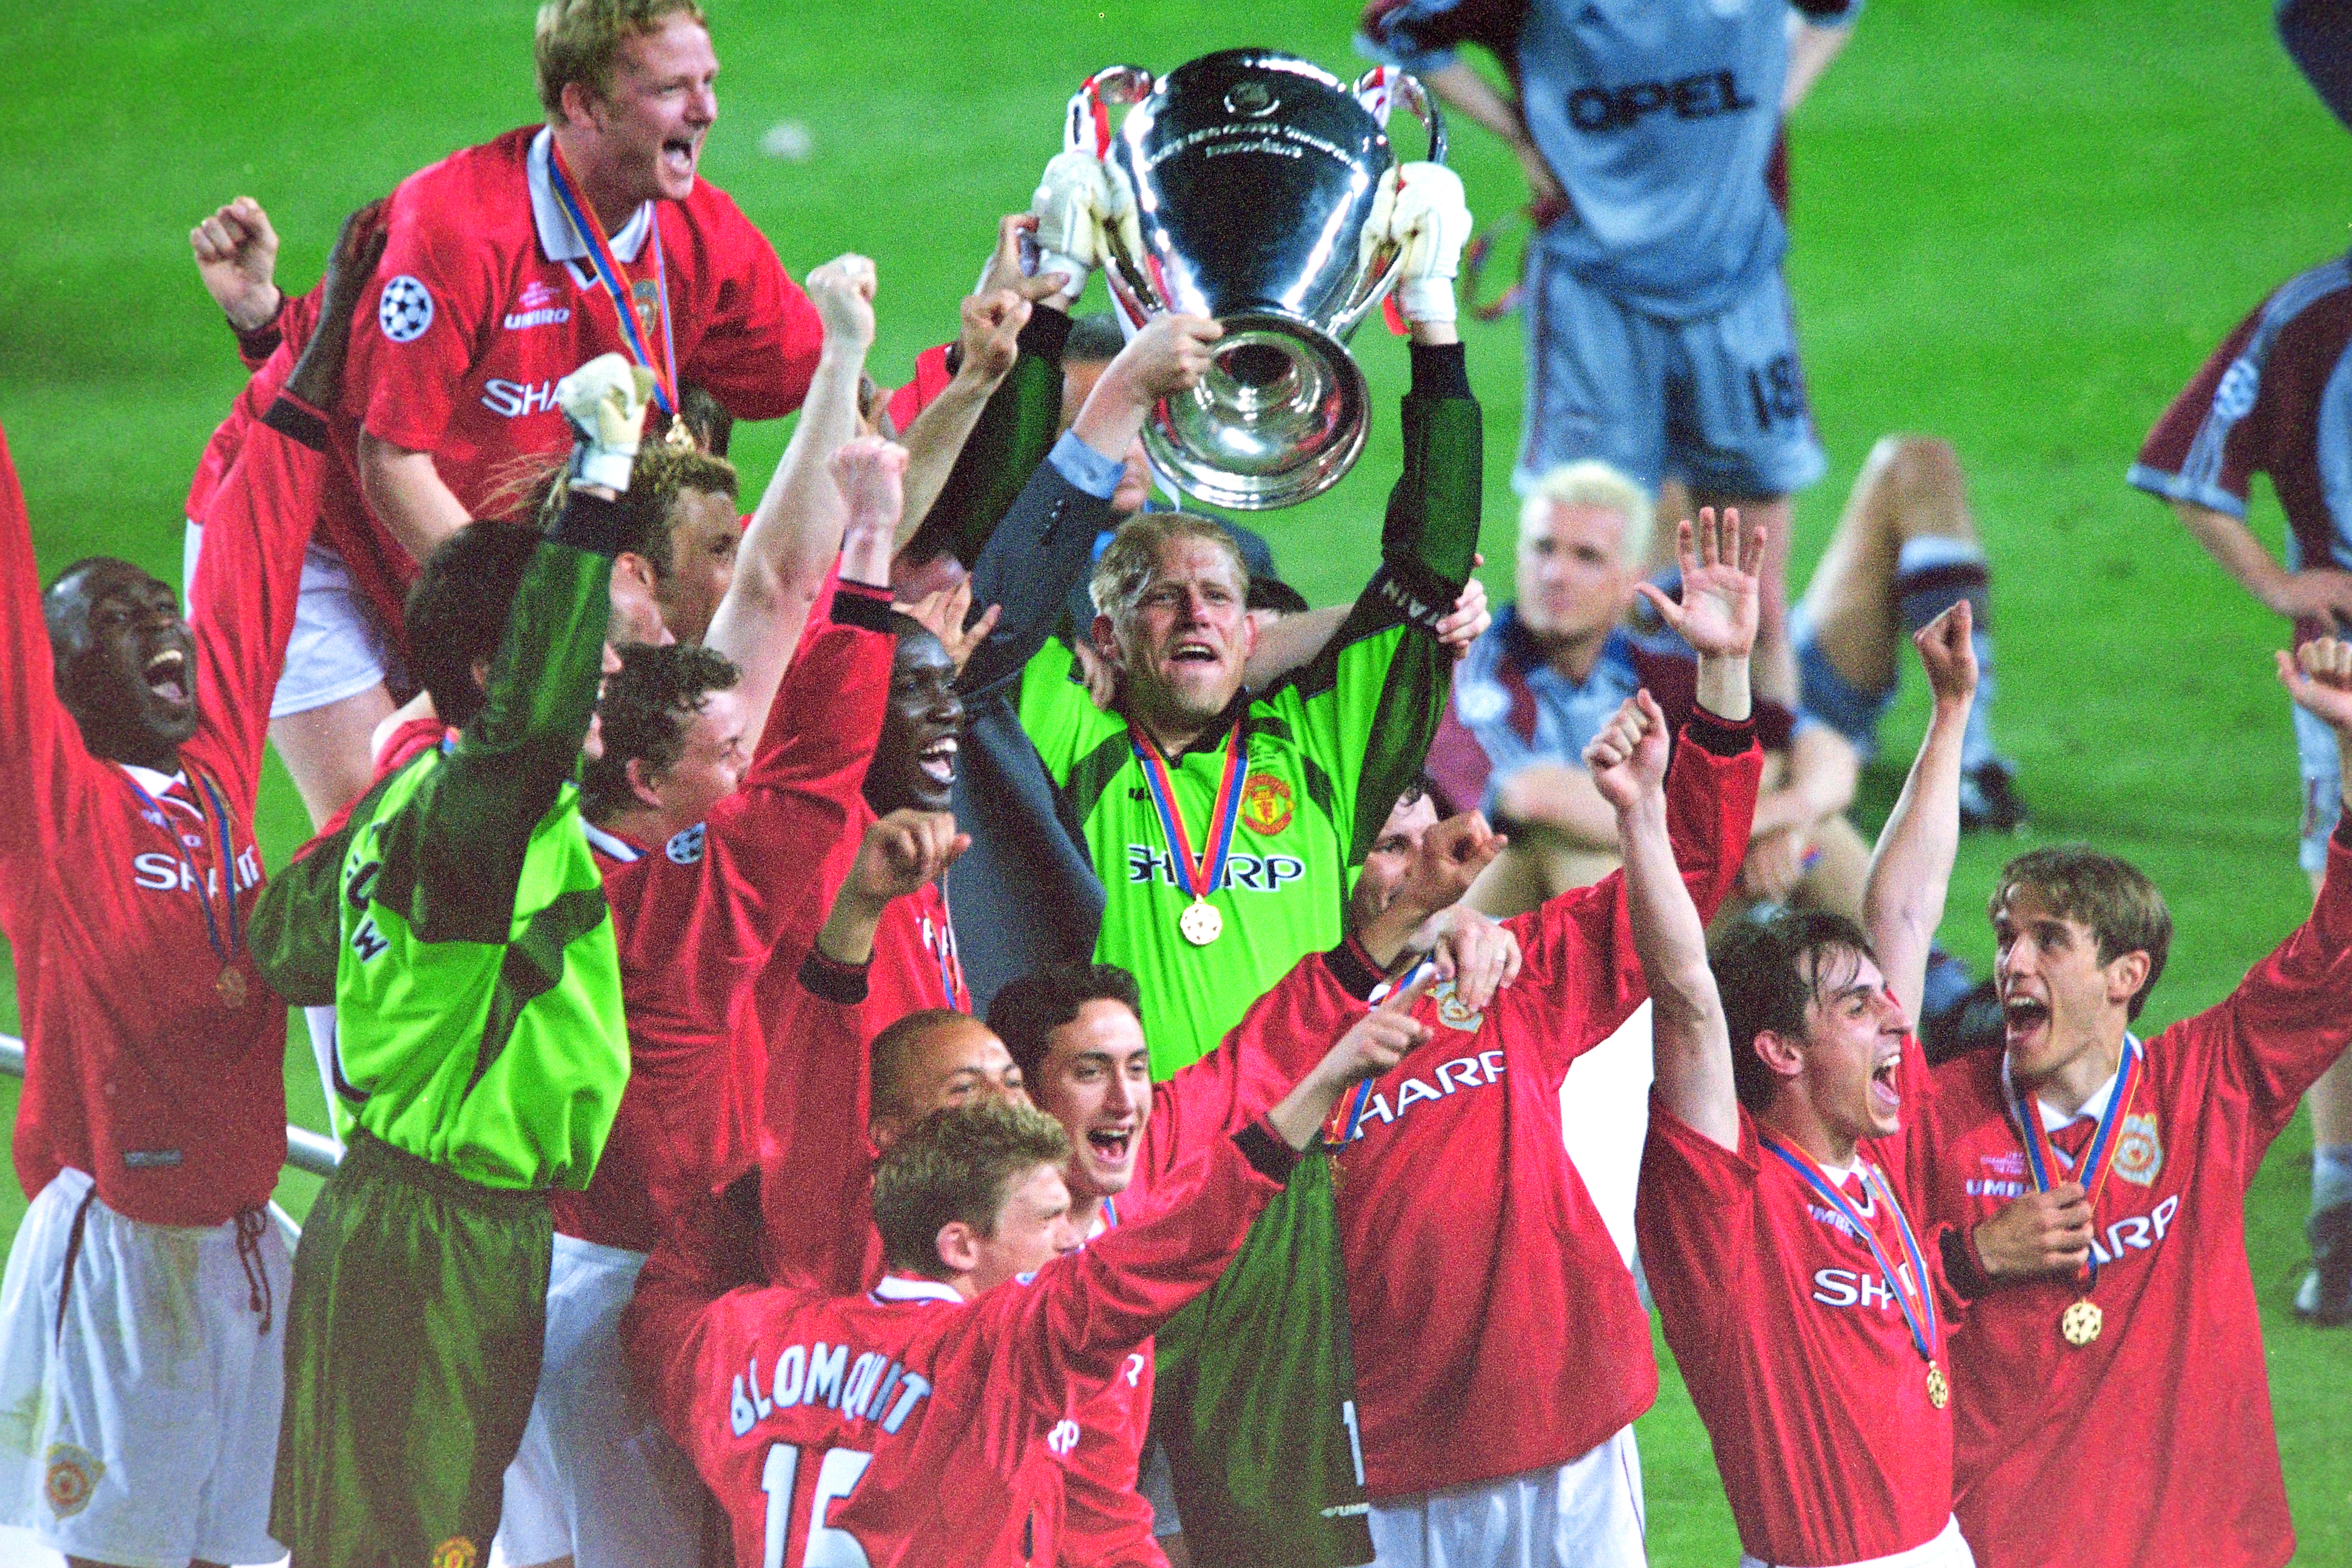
1066,65,1155,155
1351,66,1446,165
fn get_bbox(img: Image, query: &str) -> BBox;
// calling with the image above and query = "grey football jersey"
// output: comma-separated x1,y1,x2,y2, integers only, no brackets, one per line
1367,0,1857,319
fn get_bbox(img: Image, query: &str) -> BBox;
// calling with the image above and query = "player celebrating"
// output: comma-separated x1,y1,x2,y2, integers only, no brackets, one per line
267,0,827,823
626,985,1426,1568
0,205,377,1568
2127,253,2352,1324
1906,644,2352,1568
1633,604,1983,1568
1360,0,1858,705
250,353,656,1568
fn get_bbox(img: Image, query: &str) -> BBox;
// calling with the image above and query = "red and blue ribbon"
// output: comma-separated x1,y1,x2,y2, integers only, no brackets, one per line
121,767,243,966
1127,718,1248,908
546,139,678,416
2008,1036,2144,1289
1761,1134,1943,1372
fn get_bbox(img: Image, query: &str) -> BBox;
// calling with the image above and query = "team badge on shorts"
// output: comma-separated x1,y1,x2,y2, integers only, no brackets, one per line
1434,979,1484,1035
379,275,435,343
2113,1114,2163,1186
1239,773,1293,835
429,1536,479,1568
42,1444,102,1520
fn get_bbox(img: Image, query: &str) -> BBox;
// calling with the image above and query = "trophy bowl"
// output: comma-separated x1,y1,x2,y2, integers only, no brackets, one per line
1076,50,1444,510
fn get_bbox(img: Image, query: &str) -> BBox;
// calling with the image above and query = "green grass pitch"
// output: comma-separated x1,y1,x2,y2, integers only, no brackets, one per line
3,2,2349,1561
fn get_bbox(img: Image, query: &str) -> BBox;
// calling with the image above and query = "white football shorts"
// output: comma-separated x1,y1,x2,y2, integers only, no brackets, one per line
184,522,395,720
1368,1425,1646,1568
495,1232,707,1568
0,1166,287,1567
1740,1514,1975,1568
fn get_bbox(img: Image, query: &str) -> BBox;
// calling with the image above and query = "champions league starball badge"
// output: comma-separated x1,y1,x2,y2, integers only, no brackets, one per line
1926,1360,1950,1409
2061,1299,2103,1347
1180,899,1223,946
378,274,435,343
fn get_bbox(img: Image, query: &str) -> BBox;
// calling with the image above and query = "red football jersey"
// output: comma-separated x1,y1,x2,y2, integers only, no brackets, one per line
3,407,316,1225
626,1125,1295,1568
2130,254,2352,649
1136,719,1761,1498
321,125,823,643
1638,1072,1960,1568
1905,829,2352,1568
554,610,893,1254
185,290,325,531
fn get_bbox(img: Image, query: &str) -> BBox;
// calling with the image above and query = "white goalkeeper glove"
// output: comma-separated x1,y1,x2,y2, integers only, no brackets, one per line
1361,162,1474,325
557,353,658,493
1030,150,1141,301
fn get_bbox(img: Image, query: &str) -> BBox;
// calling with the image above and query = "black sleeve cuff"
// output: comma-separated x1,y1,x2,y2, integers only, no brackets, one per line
1017,307,1073,365
548,491,629,557
1234,1117,1301,1184
798,947,872,1006
261,392,330,452
2334,809,2352,852
1408,341,1471,401
832,582,899,632
231,296,287,364
1322,935,1386,1002
1937,1224,1988,1302
1684,709,1756,759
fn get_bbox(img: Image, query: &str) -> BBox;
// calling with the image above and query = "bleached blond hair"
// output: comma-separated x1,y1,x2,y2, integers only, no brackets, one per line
1520,460,1656,569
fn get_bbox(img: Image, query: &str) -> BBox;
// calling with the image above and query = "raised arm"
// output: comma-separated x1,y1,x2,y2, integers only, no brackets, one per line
1862,604,1975,1027
1593,691,1739,1150
704,253,875,735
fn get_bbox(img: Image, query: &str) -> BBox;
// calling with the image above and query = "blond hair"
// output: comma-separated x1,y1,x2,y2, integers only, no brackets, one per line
1521,460,1655,570
535,0,707,119
872,1099,1072,1277
1089,512,1250,629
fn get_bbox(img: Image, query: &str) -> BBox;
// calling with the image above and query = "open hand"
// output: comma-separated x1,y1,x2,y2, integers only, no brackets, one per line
895,577,1000,676
191,195,281,332
1636,507,1762,662
1582,690,1670,812
1407,905,1522,1011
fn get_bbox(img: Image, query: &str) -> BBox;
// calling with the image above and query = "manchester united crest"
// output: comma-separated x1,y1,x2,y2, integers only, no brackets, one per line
429,1536,480,1568
1433,979,1484,1034
42,1443,101,1519
631,278,664,344
1239,773,1293,835
2113,1113,2163,1187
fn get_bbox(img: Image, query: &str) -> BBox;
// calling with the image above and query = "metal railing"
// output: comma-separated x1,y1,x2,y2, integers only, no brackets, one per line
0,1034,343,1177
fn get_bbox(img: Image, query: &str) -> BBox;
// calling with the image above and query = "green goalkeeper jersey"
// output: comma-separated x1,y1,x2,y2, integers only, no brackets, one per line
251,510,631,1192
1018,359,1481,1077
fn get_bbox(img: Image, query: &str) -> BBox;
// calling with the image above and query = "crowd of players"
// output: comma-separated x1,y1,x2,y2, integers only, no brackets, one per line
3,3,2350,1568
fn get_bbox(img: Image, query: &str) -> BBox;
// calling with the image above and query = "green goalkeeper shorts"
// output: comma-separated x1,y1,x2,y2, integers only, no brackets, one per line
271,1129,553,1568
1152,1149,1375,1568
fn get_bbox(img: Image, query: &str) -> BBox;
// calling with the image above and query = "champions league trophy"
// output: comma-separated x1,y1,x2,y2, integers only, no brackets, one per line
1067,49,1445,510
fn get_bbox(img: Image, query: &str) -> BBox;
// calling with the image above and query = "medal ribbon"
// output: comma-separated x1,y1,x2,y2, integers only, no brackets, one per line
1127,719,1248,906
2007,1036,2143,1289
1324,956,1436,1146
121,768,243,967
1761,1135,1941,1368
546,139,678,415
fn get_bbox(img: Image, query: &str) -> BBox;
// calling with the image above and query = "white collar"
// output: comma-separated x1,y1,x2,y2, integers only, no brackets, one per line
2003,1037,2136,1134
871,1274,964,1306
528,126,654,266
121,762,192,803
579,820,643,862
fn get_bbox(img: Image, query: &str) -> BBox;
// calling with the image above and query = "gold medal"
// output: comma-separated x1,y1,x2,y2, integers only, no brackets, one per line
2060,1299,2102,1347
215,967,247,1011
1179,899,1223,947
1926,1359,1949,1409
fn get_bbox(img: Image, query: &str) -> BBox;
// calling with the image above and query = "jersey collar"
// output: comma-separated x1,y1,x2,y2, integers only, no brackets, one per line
579,820,644,863
872,1274,964,1306
2000,1035,2134,1134
119,761,190,802
527,126,654,268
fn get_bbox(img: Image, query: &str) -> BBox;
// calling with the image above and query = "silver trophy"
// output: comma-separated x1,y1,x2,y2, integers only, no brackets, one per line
1071,50,1445,510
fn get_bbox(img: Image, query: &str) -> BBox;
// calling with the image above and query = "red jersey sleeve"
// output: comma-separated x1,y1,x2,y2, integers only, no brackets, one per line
0,423,76,881
671,193,825,422
1509,717,1762,1082
967,1124,1296,1418
1634,1097,1766,1380
187,397,331,806
760,954,886,1296
2192,823,2352,1157
344,177,499,455
1135,951,1345,1194
2128,299,2268,517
